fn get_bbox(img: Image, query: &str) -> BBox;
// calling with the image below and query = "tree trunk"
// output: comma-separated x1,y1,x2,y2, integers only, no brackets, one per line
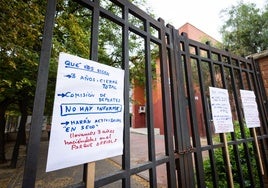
10,100,28,168
0,98,10,164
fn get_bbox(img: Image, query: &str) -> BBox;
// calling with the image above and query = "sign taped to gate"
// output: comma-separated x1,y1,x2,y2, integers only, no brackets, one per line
240,90,260,128
209,87,234,133
46,52,125,172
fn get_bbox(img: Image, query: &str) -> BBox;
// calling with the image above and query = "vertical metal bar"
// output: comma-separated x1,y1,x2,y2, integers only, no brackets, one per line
89,1,100,62
237,64,256,186
179,36,191,188
195,44,214,187
216,55,245,187
166,25,185,186
199,46,219,188
166,25,180,138
22,0,57,187
144,20,157,187
121,5,131,188
182,35,198,188
159,21,177,188
225,64,245,188
83,1,100,184
219,57,241,188
174,32,195,188
181,42,204,187
244,60,266,183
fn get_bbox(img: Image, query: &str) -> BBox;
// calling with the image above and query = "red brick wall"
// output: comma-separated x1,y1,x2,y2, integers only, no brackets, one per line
179,23,219,45
258,57,268,96
131,61,165,134
131,23,220,134
254,54,268,187
132,85,146,128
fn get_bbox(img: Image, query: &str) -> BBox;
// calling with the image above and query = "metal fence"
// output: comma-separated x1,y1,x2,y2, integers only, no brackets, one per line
172,32,268,187
22,0,268,187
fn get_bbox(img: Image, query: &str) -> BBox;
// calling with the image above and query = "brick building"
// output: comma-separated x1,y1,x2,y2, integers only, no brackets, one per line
131,23,268,135
131,22,220,135
179,22,220,46
249,50,268,96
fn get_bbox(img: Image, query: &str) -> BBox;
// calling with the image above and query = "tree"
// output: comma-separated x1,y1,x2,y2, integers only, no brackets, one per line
0,0,46,163
0,0,156,166
220,1,268,56
0,99,11,163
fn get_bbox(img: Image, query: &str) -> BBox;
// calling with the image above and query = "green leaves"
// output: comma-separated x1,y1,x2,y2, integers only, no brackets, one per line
1,0,157,115
203,121,259,187
220,2,267,56
0,0,45,113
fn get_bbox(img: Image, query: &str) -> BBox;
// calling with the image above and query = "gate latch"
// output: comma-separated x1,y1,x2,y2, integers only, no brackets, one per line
175,145,195,155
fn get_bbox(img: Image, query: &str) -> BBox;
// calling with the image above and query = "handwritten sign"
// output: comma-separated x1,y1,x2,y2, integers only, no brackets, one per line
240,90,260,128
46,52,125,172
209,87,233,133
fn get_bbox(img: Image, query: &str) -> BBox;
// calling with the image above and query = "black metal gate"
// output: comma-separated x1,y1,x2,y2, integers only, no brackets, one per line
23,0,268,187
171,32,268,187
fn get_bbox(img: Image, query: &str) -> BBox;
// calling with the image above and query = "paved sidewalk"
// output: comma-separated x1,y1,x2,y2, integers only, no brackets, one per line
0,130,167,187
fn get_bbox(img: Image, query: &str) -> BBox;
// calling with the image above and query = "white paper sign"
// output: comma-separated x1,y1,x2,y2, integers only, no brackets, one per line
46,52,125,172
240,90,260,128
209,87,234,133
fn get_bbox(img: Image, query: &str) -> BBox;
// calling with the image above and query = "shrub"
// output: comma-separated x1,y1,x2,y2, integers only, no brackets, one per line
203,121,259,187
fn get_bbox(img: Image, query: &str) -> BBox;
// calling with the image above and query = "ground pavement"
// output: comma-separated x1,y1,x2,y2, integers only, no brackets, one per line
0,129,167,188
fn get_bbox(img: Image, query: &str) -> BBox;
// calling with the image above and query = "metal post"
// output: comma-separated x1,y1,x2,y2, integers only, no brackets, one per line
22,0,57,187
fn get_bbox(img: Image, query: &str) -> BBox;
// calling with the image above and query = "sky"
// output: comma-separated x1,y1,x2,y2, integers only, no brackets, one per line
145,0,266,41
